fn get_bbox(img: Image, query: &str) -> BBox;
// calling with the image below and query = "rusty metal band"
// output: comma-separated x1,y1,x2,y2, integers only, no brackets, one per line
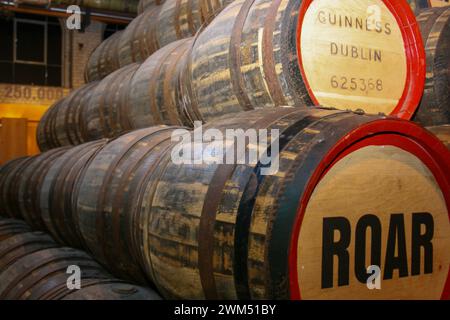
262,0,287,106
198,107,299,299
163,42,191,125
228,0,257,111
150,41,188,125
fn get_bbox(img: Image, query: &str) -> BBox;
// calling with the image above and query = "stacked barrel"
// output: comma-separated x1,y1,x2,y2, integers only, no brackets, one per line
0,218,161,300
37,0,450,151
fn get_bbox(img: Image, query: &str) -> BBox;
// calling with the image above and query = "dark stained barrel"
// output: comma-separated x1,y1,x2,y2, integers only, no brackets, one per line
0,219,31,242
127,38,195,128
408,0,450,14
40,140,107,248
0,157,34,219
37,82,99,151
427,125,450,148
413,7,450,125
85,31,123,82
18,147,70,231
84,64,140,140
130,107,449,299
0,231,58,274
185,0,425,122
75,126,184,284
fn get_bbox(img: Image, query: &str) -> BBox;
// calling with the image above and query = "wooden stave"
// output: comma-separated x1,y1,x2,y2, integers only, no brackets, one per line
40,140,107,248
127,38,194,129
75,127,184,284
414,7,450,126
0,247,109,300
0,219,31,242
18,148,70,231
0,231,58,274
85,64,139,141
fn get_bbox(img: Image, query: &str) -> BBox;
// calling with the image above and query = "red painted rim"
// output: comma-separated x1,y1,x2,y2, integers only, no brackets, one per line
289,119,450,300
296,0,426,119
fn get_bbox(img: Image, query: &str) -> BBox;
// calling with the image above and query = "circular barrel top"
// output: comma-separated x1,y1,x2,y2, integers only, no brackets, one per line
288,118,449,299
296,0,425,119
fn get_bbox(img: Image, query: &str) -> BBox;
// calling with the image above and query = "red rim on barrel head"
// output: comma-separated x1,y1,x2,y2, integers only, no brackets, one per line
296,0,426,119
289,119,450,299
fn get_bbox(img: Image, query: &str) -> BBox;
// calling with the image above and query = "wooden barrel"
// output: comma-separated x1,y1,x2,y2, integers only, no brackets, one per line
0,157,34,219
40,140,107,248
117,6,161,68
0,219,31,242
37,82,99,151
18,147,70,231
75,126,184,284
427,125,450,148
84,64,139,140
127,38,195,129
0,231,58,274
127,107,449,299
85,31,123,82
413,7,450,125
185,0,425,122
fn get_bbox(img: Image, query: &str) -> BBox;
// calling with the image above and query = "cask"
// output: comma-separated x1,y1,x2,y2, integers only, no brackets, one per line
0,219,31,242
185,0,425,122
427,125,450,148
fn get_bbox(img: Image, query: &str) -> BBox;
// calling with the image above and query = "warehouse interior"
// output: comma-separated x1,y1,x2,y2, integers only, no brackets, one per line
0,0,449,303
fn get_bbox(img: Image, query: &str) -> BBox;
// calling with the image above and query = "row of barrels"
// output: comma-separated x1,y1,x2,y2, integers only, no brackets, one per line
0,218,161,300
4,106,450,299
39,4,450,151
85,0,233,82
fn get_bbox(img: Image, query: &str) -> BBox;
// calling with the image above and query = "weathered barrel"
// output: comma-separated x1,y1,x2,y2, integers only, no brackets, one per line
0,231,58,274
413,7,450,125
84,64,139,140
128,107,449,299
427,125,450,148
85,31,123,82
0,224,161,300
117,6,161,68
0,219,31,242
127,38,195,128
40,140,107,248
37,82,99,151
0,157,34,219
18,147,70,231
185,0,425,122
75,126,184,284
